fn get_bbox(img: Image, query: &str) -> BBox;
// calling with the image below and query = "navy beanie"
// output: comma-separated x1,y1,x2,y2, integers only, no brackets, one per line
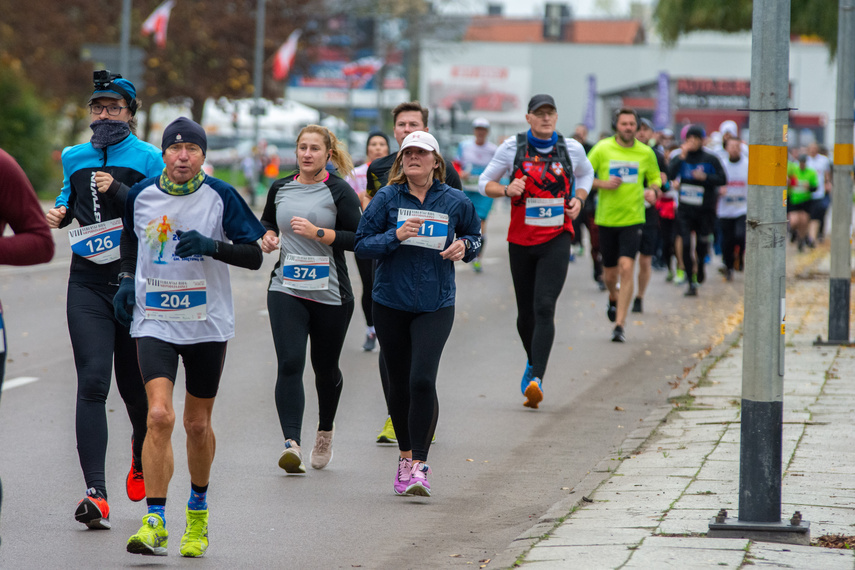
162,117,207,155
366,131,389,152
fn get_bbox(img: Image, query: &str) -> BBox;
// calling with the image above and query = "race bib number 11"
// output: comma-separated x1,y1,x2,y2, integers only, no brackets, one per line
397,209,449,250
145,278,207,321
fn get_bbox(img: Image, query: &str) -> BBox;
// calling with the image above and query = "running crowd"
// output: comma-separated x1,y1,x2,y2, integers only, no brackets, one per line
9,71,830,557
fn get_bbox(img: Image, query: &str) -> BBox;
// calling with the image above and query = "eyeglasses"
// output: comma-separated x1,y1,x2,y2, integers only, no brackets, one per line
89,104,128,116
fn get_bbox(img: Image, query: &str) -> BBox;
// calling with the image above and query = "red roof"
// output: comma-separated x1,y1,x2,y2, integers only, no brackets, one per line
464,17,645,45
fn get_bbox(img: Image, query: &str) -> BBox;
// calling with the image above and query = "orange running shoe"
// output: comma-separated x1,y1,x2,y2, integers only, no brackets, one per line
127,454,146,502
523,378,543,409
75,488,111,529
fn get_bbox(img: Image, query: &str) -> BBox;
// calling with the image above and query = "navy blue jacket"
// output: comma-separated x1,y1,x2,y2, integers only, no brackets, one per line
355,180,482,313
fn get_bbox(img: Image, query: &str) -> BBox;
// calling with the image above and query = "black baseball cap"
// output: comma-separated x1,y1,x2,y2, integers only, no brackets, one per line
528,94,557,113
639,118,654,130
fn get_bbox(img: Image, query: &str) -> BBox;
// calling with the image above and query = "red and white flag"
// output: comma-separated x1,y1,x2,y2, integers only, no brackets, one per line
342,56,384,88
141,0,176,48
272,29,302,81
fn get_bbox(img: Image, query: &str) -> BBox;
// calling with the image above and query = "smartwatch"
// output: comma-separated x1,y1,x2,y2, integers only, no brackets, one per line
316,228,325,240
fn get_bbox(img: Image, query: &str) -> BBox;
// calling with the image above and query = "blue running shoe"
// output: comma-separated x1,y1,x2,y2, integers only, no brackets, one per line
520,361,533,395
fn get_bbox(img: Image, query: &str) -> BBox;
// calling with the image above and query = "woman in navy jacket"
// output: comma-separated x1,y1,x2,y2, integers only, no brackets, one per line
355,131,481,498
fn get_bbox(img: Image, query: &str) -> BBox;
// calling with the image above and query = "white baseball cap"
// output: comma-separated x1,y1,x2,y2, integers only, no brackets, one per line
400,131,440,154
719,120,738,137
472,117,490,129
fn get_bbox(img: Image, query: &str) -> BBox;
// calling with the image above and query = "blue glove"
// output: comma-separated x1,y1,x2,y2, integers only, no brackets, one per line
113,278,136,327
175,229,216,258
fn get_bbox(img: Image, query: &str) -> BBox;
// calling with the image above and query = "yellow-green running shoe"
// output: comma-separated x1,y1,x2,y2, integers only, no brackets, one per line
376,416,397,444
179,507,209,558
127,513,168,556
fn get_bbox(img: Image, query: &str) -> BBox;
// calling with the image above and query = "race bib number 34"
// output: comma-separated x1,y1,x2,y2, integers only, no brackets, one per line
145,278,207,321
282,254,330,290
68,218,123,264
398,209,449,250
525,197,564,227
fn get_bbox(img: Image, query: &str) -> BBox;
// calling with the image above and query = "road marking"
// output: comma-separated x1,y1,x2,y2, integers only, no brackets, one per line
1,376,39,391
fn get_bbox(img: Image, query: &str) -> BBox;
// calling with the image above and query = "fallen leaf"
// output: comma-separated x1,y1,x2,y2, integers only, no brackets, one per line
466,458,474,462
450,553,463,557
615,406,625,411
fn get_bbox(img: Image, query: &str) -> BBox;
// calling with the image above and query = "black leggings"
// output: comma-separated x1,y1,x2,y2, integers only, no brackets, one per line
720,216,746,270
267,291,353,444
355,254,375,328
508,232,571,381
67,281,148,499
659,217,677,272
373,302,454,462
678,208,713,282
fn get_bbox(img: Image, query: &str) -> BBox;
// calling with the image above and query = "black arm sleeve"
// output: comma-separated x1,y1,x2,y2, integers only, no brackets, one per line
104,179,132,203
212,240,263,270
667,157,683,181
119,227,138,275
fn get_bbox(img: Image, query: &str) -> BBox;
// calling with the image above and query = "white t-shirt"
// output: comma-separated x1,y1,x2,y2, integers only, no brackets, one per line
458,139,498,192
805,153,831,200
718,155,749,219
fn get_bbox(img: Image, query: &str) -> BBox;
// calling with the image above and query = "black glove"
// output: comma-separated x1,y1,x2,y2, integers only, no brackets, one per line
175,229,216,258
113,278,136,327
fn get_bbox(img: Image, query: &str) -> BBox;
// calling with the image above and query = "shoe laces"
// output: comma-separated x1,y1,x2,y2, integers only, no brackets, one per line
184,512,207,540
397,458,412,481
315,432,332,454
411,462,431,480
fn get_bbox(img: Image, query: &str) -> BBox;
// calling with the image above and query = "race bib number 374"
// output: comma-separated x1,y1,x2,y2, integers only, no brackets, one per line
145,278,207,321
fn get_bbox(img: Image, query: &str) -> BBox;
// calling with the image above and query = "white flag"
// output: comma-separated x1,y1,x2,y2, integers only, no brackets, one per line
141,0,176,49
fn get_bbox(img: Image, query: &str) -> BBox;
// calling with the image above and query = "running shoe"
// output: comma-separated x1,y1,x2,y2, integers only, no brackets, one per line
520,361,534,395
362,332,376,352
631,297,643,314
310,428,334,470
673,269,687,285
74,488,111,530
127,513,168,556
376,416,397,444
612,325,626,343
394,457,413,496
597,278,607,291
685,284,699,297
665,269,674,282
725,269,734,282
606,299,617,323
575,244,585,258
472,260,483,273
405,463,432,497
179,507,209,558
568,250,576,262
127,453,145,502
277,439,306,473
523,378,543,409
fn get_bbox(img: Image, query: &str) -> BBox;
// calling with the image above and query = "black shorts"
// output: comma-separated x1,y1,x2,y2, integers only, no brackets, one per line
677,206,715,237
136,337,227,399
639,207,659,256
599,224,642,267
787,201,809,214
808,198,827,221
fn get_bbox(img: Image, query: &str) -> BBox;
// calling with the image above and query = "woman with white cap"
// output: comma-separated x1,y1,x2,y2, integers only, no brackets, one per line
355,131,481,497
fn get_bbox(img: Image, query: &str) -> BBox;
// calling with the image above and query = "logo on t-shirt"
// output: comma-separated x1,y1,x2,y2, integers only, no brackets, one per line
145,215,177,265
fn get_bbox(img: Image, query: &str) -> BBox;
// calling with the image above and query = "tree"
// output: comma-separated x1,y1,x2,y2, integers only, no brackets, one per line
654,0,839,56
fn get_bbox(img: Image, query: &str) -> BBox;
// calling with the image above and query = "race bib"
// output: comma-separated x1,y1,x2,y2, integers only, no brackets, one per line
608,160,639,184
525,197,564,227
723,194,747,204
68,218,123,264
144,278,207,321
282,254,330,290
680,183,704,206
397,209,449,250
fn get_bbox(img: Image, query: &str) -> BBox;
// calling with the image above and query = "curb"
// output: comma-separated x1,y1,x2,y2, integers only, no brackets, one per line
490,325,745,569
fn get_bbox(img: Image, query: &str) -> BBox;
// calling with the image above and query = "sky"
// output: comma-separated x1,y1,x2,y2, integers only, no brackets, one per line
439,0,655,18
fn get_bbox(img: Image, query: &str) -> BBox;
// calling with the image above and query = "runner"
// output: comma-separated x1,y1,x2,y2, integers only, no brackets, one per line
717,137,748,280
457,117,497,273
588,109,660,341
365,101,462,444
786,153,819,252
478,94,593,407
345,131,389,351
804,142,831,246
631,117,667,314
115,117,264,557
260,125,361,474
355,131,481,497
666,125,726,296
45,72,163,529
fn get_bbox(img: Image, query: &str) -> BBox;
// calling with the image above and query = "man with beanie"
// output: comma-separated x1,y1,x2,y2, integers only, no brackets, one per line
667,125,726,296
116,117,265,557
46,72,163,531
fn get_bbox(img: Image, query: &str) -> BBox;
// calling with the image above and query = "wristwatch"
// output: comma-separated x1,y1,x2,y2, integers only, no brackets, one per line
316,228,325,240
462,238,471,250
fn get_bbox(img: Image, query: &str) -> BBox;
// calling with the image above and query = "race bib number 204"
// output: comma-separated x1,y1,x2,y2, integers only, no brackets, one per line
145,278,207,321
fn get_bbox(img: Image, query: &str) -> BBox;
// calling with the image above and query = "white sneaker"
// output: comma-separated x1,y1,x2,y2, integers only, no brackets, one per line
278,439,306,473
310,428,334,470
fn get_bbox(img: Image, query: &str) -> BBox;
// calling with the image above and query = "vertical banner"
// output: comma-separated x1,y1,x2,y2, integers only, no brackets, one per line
583,74,596,131
654,71,670,130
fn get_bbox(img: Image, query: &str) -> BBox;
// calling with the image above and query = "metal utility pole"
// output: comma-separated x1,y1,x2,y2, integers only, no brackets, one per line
823,0,855,344
249,0,267,207
708,0,809,545
119,0,132,76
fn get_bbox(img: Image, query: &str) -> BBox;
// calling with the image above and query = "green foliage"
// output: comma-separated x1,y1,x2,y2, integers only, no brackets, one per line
0,62,58,194
654,0,839,56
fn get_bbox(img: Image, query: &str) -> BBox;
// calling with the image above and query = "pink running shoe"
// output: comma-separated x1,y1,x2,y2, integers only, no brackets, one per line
405,462,432,497
394,457,413,495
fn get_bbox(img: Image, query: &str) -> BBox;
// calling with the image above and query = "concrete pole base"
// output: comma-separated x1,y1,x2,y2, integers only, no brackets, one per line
708,517,811,546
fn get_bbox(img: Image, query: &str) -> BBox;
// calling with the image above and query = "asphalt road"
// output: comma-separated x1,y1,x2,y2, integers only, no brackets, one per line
0,203,743,568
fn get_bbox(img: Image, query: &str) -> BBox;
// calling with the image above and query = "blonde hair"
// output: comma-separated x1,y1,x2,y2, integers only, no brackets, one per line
296,125,353,180
387,149,446,187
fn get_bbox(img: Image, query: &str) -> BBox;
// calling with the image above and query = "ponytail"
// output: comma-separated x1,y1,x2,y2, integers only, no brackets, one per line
296,125,353,180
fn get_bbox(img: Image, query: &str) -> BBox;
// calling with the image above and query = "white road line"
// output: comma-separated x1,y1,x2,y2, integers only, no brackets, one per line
1,377,39,391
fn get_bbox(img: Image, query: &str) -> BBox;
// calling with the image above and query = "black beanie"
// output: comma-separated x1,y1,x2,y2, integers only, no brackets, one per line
162,117,207,155
366,131,389,152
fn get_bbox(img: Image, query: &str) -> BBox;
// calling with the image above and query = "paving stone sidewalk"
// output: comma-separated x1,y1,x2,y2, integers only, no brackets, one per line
495,252,855,569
